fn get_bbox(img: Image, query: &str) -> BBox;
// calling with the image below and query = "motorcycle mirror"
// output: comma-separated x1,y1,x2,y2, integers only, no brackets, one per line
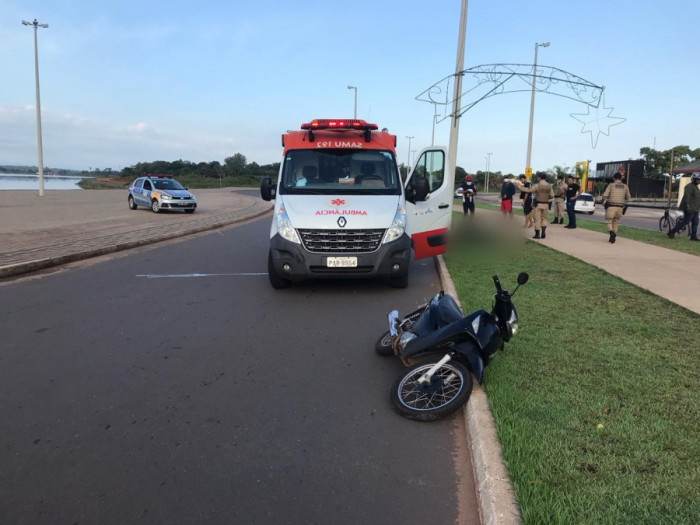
517,272,529,285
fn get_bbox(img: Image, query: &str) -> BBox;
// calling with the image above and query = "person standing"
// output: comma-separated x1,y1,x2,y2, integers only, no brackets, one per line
517,172,553,239
551,175,567,224
564,175,581,229
500,175,516,219
667,172,700,241
518,174,533,228
602,171,631,243
457,174,478,217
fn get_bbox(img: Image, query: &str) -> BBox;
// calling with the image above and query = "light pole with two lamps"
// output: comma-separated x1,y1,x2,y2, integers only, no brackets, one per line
22,18,49,196
525,41,550,179
347,85,357,119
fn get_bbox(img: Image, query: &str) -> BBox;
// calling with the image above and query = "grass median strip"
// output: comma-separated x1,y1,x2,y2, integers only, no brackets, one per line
444,231,699,524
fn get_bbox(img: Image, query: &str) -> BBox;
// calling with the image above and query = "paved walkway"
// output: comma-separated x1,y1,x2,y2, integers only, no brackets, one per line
0,188,272,279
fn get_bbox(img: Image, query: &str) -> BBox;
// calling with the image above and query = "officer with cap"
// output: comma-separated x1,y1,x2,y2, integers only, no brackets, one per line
602,171,631,243
456,174,478,216
667,172,700,241
551,175,567,224
517,172,554,239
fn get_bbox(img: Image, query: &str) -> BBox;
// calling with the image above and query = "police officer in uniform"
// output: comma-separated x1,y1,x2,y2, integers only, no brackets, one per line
551,175,567,224
518,172,554,239
602,171,631,243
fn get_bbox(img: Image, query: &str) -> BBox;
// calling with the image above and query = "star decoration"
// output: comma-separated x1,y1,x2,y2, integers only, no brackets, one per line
570,94,626,148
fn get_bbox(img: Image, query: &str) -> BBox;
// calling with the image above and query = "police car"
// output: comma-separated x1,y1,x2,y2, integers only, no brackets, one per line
128,175,197,213
574,192,596,214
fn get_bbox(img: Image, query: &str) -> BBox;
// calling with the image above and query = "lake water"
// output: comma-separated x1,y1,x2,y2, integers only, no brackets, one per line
0,173,84,190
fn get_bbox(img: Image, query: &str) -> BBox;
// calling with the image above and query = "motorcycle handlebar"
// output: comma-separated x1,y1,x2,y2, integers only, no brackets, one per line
493,275,503,293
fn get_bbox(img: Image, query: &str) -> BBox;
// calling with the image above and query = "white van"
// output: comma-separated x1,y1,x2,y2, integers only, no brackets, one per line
260,119,453,288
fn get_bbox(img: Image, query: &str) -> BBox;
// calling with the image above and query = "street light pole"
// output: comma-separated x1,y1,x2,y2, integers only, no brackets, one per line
347,85,357,119
22,18,49,196
405,136,414,173
525,41,549,179
486,152,493,193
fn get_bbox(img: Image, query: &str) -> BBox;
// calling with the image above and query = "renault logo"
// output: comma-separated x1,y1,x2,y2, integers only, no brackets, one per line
337,216,347,228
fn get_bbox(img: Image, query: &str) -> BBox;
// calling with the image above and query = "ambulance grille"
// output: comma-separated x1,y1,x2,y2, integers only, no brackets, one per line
298,229,385,253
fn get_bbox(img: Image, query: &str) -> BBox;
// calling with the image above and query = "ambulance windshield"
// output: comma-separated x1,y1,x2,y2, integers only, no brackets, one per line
279,149,401,195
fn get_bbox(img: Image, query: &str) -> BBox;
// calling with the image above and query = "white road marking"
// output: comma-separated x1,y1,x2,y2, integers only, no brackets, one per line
136,273,268,278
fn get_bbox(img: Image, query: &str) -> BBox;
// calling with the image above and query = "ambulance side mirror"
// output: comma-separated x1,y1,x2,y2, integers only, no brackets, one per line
260,176,276,201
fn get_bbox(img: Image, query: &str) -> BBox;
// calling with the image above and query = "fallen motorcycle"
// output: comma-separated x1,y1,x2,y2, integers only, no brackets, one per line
379,272,529,421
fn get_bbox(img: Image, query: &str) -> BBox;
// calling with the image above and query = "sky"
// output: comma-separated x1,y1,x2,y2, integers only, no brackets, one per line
2,0,699,175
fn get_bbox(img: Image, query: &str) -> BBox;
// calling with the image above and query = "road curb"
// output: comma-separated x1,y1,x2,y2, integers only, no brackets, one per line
435,254,522,525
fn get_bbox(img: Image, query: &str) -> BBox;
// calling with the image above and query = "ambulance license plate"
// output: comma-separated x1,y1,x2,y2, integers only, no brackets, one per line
326,257,357,268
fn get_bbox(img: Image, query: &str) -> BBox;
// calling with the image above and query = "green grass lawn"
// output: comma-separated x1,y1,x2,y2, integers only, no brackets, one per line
464,200,700,256
444,231,699,524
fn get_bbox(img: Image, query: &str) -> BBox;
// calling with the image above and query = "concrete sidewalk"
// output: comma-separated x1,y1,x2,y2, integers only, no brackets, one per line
0,188,272,279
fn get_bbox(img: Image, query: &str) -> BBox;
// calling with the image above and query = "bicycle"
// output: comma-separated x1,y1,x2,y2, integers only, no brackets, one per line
659,208,688,235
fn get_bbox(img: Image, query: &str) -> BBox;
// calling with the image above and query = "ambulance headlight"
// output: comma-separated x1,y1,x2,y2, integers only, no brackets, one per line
276,205,300,244
383,205,406,244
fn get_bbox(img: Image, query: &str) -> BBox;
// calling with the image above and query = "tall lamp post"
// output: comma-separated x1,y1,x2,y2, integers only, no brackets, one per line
525,41,549,179
347,85,357,119
485,152,493,193
405,136,414,174
22,18,49,197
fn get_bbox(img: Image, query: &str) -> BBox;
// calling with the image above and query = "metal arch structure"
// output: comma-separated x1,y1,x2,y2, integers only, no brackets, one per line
417,63,605,123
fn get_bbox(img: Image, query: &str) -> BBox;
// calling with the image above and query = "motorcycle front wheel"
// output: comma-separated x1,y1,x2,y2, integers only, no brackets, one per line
391,360,473,421
374,310,423,356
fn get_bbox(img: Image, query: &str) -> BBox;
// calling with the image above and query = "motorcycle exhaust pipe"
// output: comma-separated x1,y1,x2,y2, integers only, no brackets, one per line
417,353,452,385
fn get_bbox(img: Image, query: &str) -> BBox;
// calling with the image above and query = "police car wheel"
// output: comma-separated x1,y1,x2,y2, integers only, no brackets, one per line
128,195,138,210
151,200,161,213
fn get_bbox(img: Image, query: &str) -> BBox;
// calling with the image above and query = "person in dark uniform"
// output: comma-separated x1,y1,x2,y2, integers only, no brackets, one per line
457,174,477,216
565,175,581,228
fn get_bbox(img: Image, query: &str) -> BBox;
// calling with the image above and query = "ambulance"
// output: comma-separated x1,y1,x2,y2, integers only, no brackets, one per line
260,119,453,288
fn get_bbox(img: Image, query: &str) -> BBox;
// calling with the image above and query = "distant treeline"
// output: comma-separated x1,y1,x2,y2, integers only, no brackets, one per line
121,154,279,182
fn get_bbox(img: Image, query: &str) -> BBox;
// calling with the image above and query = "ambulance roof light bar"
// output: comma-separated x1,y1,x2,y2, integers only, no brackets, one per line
301,119,378,143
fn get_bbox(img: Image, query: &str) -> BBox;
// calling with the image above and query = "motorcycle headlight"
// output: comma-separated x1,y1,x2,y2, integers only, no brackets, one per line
383,205,407,244
506,309,519,340
275,204,301,244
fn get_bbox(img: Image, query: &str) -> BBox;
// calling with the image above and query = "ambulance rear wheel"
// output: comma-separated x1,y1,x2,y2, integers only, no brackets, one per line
268,251,291,289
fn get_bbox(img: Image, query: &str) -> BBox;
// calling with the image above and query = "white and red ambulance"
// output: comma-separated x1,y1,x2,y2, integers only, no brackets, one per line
260,119,453,288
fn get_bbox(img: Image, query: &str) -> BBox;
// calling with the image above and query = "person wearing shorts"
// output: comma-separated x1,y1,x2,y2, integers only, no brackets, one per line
500,175,516,218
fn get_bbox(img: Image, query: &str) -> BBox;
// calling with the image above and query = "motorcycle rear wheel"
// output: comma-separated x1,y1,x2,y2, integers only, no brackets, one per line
391,360,472,421
374,310,423,356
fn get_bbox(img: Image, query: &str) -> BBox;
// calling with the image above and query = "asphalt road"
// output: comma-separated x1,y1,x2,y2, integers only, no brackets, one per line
0,216,478,524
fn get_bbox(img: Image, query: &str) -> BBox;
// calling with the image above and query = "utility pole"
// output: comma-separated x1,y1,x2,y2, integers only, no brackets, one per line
525,41,549,179
22,18,49,196
446,0,469,190
486,152,493,193
405,136,414,174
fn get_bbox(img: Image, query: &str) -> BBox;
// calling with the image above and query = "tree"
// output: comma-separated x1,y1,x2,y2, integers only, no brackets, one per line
224,153,247,177
640,145,699,179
